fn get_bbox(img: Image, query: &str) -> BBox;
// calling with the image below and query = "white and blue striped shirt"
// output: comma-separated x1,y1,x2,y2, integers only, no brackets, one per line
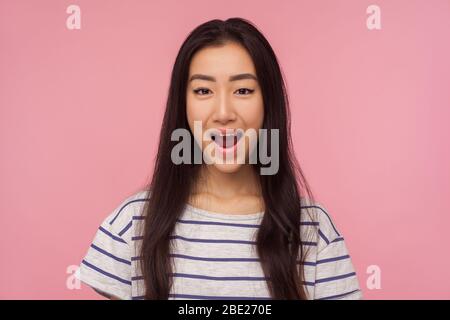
75,190,363,300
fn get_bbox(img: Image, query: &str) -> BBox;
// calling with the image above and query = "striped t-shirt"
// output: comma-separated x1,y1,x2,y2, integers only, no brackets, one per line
75,190,363,300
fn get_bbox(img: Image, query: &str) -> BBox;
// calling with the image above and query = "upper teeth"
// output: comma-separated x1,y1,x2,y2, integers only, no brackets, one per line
212,131,242,140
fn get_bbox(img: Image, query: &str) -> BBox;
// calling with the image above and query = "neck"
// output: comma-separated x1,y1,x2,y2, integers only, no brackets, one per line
193,164,262,200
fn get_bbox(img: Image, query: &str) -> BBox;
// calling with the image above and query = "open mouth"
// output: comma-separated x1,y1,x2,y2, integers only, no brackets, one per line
210,130,244,150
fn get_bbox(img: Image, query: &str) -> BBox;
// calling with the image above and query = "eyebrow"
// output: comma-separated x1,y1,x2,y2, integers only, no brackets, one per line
189,73,258,82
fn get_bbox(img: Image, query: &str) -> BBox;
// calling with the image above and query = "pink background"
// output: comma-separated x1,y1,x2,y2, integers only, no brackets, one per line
1,0,449,299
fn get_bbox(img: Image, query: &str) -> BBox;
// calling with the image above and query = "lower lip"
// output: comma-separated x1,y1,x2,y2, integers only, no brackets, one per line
214,136,242,157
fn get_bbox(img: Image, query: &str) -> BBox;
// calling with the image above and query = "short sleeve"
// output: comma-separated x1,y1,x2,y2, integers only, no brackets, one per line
312,204,363,300
75,198,136,300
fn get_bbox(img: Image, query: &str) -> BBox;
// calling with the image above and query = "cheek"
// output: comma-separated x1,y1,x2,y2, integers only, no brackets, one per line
186,100,211,149
240,101,264,129
186,99,209,129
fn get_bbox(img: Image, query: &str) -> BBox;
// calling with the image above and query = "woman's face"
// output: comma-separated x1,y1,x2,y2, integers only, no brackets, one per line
186,42,264,174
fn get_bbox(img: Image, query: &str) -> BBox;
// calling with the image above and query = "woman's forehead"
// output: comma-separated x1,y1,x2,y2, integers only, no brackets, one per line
189,44,256,76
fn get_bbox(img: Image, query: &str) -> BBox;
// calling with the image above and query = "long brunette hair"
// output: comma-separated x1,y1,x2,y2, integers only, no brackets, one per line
138,17,316,299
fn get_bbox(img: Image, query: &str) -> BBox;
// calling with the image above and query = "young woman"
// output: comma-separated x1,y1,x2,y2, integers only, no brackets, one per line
76,17,363,300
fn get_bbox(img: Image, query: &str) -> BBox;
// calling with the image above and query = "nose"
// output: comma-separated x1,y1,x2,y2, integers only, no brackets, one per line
211,93,237,125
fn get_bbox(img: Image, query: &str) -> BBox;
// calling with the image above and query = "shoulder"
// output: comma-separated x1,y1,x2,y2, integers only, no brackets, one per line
300,197,343,251
77,189,151,300
102,189,151,238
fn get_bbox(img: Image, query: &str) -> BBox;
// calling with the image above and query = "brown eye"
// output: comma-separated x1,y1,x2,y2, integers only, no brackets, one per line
235,88,254,95
193,88,211,95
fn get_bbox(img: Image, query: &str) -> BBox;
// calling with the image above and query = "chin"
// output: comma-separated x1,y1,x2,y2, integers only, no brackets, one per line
211,162,244,174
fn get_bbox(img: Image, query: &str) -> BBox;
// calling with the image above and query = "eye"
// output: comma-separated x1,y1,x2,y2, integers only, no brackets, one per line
235,88,254,95
193,88,211,96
